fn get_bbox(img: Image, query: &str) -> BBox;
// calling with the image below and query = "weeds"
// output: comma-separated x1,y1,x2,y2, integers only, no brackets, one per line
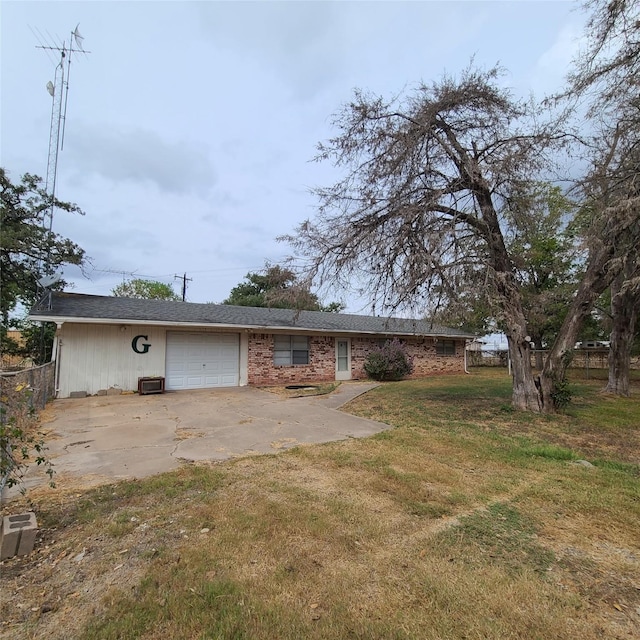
0,383,54,496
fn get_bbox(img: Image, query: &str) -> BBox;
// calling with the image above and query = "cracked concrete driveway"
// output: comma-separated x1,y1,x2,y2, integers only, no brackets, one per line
22,383,388,491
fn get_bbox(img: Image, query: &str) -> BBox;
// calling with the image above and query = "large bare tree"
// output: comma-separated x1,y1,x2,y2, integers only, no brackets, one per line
564,0,640,395
286,67,576,411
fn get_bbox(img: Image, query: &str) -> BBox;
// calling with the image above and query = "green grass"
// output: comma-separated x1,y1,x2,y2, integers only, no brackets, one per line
436,502,555,575
3,369,639,640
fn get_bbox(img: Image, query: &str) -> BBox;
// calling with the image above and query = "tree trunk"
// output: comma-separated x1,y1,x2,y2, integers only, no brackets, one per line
533,338,545,371
605,272,639,396
506,332,542,411
539,243,616,411
471,185,543,411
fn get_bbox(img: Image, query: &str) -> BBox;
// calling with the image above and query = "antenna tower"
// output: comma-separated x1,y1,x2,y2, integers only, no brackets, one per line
35,24,89,271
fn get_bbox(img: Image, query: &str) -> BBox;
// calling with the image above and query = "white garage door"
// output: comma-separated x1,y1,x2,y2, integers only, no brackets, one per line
165,332,239,390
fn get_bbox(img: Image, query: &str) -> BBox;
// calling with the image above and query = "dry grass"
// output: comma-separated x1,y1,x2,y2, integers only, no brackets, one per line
1,369,638,639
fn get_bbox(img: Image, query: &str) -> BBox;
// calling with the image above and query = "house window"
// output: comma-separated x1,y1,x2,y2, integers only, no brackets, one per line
436,339,456,356
274,335,309,365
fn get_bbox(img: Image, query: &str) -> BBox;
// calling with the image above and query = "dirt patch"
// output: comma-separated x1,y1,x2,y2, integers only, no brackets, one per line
174,428,205,441
260,382,340,399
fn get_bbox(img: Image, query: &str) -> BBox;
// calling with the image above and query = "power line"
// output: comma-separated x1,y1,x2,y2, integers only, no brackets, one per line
90,265,265,279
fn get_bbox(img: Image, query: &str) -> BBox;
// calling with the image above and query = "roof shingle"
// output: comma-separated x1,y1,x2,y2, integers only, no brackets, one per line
30,292,475,338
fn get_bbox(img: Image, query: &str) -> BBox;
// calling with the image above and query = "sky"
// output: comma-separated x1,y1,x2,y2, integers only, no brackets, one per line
1,0,587,313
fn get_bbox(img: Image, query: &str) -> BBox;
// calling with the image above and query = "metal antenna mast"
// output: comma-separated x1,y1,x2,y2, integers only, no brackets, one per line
35,24,89,264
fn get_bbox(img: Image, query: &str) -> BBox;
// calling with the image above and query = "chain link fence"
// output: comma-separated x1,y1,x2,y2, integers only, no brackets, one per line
467,348,635,377
1,362,55,494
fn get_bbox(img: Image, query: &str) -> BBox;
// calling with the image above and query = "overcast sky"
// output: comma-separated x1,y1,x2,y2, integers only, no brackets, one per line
1,0,586,312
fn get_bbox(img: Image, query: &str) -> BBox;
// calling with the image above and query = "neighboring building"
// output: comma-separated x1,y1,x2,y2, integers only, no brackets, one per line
29,293,475,398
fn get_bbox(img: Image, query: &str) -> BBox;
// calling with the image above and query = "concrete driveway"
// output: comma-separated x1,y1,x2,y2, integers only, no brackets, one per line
20,383,387,491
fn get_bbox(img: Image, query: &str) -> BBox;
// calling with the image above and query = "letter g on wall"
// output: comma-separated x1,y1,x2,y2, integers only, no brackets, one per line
132,335,151,354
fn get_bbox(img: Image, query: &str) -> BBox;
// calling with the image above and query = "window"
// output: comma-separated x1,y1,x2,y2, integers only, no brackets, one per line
436,339,456,356
274,335,309,365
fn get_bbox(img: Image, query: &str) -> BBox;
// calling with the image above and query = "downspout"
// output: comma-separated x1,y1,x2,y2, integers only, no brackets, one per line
464,340,470,374
54,323,62,397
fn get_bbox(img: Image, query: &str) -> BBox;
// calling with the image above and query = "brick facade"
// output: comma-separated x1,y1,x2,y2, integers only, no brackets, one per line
247,334,336,385
247,333,466,386
351,336,465,379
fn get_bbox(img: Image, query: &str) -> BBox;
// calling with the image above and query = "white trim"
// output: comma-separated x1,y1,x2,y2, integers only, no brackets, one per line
335,337,352,381
239,333,249,386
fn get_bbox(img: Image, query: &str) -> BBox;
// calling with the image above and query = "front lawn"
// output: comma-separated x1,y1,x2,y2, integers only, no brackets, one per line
1,369,638,639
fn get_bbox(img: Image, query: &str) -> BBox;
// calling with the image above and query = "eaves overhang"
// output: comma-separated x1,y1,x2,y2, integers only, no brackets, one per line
28,314,476,340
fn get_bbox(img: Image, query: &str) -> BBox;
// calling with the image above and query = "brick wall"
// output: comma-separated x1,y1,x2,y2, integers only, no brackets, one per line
247,334,336,385
351,337,465,379
247,333,466,385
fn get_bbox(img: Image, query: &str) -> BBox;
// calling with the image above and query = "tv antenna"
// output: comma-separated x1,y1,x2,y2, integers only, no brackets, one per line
34,24,90,271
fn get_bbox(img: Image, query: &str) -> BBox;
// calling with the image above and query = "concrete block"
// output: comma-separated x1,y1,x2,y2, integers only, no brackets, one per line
0,512,38,560
106,387,122,396
69,391,87,398
96,389,107,396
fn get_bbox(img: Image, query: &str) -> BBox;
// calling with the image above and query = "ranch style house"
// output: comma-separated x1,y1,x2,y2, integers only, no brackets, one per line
29,292,476,398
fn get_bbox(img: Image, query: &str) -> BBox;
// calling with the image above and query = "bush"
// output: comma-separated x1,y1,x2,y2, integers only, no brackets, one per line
1,382,54,496
550,376,573,410
364,338,414,381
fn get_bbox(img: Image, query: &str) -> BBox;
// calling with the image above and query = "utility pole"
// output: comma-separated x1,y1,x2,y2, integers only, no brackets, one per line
175,273,192,302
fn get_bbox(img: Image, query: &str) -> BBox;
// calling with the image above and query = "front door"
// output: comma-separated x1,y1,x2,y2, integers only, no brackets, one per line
335,338,351,380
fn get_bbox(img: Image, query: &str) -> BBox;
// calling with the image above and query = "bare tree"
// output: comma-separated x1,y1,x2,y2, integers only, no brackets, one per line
285,67,581,412
607,252,639,395
564,0,640,395
537,166,637,404
568,0,639,109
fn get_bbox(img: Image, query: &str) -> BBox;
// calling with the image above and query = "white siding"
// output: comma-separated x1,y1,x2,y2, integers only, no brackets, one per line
57,324,166,397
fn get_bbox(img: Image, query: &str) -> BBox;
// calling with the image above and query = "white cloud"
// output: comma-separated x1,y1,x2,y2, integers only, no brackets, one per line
1,0,589,309
64,123,216,195
532,22,585,95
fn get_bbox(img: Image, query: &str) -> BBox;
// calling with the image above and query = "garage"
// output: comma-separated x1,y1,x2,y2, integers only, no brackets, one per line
165,332,240,390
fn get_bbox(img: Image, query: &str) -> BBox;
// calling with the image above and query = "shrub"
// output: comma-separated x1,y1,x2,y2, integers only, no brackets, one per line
364,338,414,381
1,382,54,496
550,376,573,410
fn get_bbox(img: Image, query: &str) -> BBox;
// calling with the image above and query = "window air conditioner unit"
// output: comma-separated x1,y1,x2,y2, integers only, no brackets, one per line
138,377,165,395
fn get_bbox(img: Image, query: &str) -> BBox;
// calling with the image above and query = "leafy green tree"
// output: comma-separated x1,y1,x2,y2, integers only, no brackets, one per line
223,264,344,312
111,279,180,301
507,184,578,362
1,168,85,360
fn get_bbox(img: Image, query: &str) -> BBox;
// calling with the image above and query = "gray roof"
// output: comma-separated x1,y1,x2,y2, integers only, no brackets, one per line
29,292,475,339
